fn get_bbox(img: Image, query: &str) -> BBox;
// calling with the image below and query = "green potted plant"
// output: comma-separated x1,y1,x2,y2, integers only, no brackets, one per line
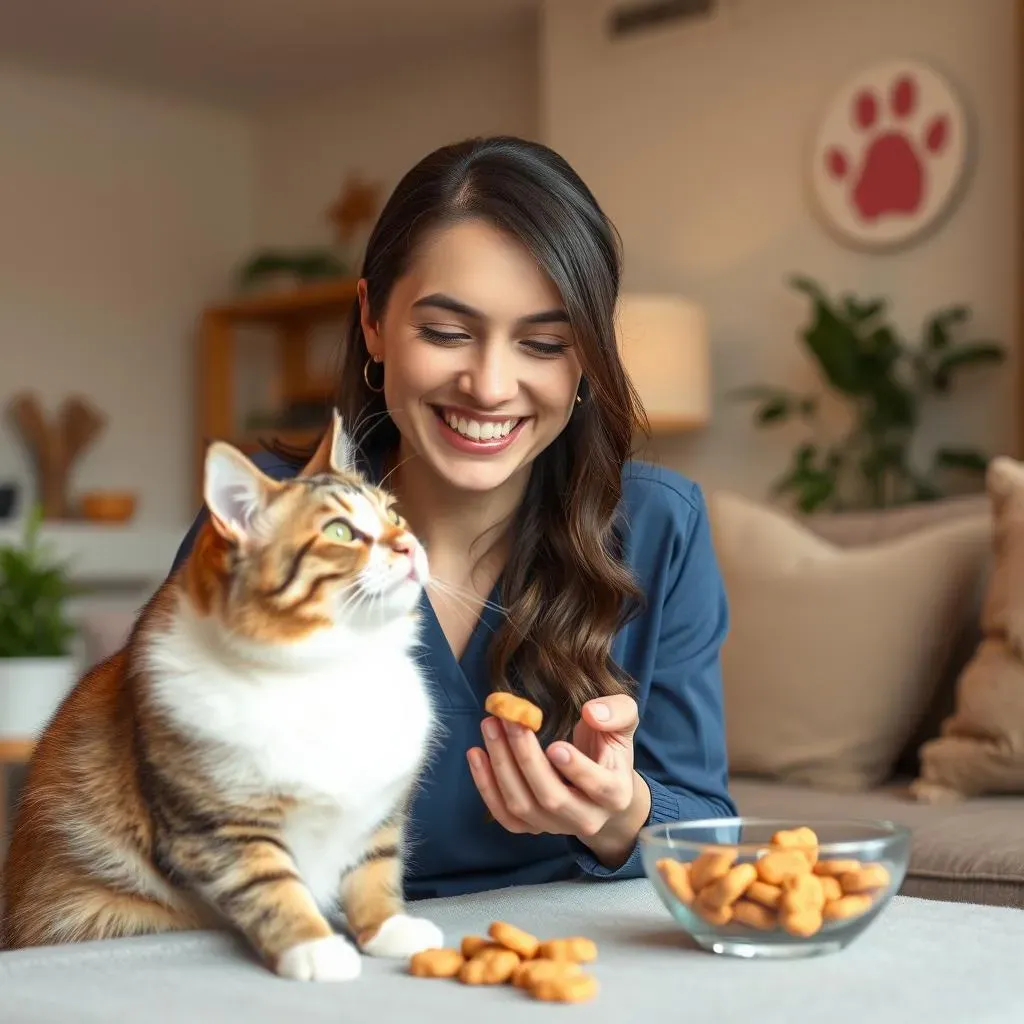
0,506,78,738
732,274,1006,513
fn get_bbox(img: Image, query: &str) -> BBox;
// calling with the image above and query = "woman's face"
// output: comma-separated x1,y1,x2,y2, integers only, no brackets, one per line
359,218,583,495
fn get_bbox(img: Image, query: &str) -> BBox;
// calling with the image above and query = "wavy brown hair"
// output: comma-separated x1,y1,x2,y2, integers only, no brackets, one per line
276,136,649,743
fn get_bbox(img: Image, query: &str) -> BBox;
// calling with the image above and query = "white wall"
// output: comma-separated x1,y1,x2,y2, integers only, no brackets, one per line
541,0,1019,502
0,65,255,528
253,24,539,248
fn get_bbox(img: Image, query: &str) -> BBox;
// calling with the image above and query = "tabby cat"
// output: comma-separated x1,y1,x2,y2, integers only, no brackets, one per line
1,412,443,981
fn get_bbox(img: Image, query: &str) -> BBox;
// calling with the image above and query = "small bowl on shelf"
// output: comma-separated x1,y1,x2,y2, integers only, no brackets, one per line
639,816,910,960
78,490,137,523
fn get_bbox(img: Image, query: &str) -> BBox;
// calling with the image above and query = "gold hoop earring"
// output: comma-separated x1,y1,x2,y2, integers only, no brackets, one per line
363,355,384,393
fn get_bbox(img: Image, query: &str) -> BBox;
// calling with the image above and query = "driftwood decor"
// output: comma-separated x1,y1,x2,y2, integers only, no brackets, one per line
6,392,106,520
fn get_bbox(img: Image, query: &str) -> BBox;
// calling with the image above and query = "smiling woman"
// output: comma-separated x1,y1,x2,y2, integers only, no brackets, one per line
170,135,736,902
361,224,584,495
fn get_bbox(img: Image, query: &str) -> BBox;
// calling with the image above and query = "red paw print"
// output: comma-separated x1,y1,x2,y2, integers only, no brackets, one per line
825,74,950,222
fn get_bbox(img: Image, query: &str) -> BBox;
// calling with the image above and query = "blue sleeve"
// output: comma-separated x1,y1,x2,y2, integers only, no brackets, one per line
574,484,737,879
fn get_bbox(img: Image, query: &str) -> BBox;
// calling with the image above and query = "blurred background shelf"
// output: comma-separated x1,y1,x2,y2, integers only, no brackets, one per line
0,520,183,592
195,277,357,501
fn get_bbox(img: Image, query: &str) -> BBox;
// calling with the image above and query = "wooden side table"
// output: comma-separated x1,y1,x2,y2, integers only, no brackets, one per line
0,738,35,850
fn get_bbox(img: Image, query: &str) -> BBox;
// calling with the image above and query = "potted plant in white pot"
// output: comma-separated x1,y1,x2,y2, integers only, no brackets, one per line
0,506,78,739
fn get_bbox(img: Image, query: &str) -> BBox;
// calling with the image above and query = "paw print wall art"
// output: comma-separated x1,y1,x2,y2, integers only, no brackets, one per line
809,60,969,252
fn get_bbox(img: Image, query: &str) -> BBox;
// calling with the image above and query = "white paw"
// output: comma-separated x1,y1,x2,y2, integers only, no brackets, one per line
276,935,362,982
360,913,444,958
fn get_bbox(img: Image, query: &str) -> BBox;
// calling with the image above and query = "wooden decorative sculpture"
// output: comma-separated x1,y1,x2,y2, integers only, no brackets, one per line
326,175,381,246
6,392,106,520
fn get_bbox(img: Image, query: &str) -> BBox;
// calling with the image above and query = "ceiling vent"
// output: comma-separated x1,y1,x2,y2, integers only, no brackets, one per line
607,0,716,39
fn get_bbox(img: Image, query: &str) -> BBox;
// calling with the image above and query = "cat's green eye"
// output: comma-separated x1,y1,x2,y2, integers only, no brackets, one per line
387,506,401,526
323,520,354,543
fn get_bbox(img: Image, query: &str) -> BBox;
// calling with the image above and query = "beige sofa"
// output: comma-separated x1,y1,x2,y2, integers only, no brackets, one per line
717,491,1024,911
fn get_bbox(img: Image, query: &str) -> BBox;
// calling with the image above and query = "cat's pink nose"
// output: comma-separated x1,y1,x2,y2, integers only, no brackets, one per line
391,535,414,556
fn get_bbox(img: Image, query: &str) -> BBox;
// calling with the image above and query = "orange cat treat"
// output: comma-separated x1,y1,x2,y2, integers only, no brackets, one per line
688,845,737,889
745,880,783,909
484,692,544,732
409,948,465,978
822,893,875,921
812,858,862,877
512,958,583,989
458,947,521,985
731,899,776,931
530,973,599,1004
755,849,809,886
770,826,819,866
655,858,695,906
535,937,598,963
654,823,893,940
460,935,501,958
839,864,891,893
488,920,540,959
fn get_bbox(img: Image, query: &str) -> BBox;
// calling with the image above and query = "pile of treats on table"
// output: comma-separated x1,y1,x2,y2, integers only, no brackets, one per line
408,921,599,1004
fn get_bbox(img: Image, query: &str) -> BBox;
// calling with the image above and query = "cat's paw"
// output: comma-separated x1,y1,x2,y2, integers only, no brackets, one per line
360,914,444,958
276,935,362,981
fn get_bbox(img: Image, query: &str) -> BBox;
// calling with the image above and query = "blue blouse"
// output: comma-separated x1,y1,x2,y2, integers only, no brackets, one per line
169,448,736,899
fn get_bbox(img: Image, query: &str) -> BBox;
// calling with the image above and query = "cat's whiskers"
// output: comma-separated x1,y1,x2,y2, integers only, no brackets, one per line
428,577,508,619
428,577,536,649
378,448,417,491
349,408,394,455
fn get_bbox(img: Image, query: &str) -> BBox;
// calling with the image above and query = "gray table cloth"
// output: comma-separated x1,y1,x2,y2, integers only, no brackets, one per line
2,878,1022,1022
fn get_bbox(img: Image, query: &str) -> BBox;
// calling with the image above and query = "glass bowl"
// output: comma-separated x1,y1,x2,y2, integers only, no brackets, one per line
638,816,911,959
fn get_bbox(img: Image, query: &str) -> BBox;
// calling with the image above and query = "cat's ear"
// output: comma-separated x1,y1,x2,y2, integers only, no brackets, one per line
203,442,278,546
327,409,357,473
302,408,356,477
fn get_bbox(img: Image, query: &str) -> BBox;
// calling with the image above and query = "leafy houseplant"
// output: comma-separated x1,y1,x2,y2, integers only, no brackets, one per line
0,506,78,737
733,275,1006,513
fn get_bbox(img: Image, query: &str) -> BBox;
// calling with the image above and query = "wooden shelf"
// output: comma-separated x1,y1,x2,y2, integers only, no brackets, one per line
205,277,359,325
0,520,186,588
194,278,358,501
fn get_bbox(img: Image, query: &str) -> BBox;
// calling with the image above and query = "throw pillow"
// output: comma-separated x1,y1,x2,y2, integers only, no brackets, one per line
912,457,1024,802
708,490,991,791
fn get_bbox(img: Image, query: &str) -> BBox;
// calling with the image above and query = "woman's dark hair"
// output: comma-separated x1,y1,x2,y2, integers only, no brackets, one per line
278,135,648,742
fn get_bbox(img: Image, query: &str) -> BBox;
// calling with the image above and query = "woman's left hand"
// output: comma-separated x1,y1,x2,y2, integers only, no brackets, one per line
467,694,652,858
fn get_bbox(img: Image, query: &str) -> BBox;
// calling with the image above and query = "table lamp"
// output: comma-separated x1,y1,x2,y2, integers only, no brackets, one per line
614,293,710,431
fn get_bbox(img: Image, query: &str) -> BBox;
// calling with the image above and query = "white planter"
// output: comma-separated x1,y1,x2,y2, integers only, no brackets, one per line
0,657,78,739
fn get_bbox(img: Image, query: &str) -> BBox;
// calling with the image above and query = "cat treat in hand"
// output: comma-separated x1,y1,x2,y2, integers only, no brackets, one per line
484,692,544,732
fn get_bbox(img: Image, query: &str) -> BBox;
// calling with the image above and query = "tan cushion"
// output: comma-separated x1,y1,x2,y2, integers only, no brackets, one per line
709,490,991,791
803,494,989,548
803,496,993,778
913,457,1024,802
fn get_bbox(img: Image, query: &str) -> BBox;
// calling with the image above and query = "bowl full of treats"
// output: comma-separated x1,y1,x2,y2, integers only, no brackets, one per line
639,817,910,959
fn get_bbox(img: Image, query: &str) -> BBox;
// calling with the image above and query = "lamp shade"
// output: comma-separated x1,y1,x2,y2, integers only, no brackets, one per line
614,293,710,430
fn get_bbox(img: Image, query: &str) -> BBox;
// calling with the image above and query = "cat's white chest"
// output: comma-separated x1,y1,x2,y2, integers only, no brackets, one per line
227,659,429,797
147,626,434,804
146,614,435,908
